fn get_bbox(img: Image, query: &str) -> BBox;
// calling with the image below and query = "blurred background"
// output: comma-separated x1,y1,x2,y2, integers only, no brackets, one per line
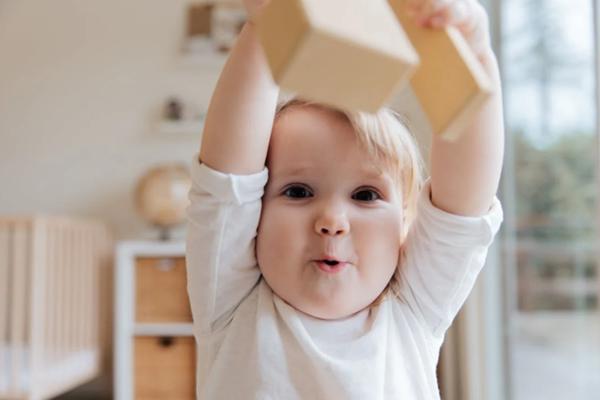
0,0,599,399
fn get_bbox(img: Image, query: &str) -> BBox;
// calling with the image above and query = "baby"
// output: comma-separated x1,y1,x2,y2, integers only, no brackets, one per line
186,0,504,398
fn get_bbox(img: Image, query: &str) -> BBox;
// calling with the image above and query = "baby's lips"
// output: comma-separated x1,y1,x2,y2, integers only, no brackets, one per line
316,254,344,263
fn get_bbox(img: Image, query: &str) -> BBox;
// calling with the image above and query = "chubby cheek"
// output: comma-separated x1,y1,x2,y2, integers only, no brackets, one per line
256,201,306,276
354,213,403,280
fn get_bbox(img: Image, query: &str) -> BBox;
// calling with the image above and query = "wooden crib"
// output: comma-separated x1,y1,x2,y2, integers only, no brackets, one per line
0,216,112,400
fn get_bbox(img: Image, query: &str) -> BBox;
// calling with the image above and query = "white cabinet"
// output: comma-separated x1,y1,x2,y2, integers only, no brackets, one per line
114,241,195,400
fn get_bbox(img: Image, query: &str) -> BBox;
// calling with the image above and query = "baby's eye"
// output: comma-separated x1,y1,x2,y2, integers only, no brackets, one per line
283,185,313,199
352,188,381,202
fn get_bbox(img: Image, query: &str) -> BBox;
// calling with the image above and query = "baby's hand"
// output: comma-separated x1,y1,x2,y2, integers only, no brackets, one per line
406,0,493,59
242,0,271,21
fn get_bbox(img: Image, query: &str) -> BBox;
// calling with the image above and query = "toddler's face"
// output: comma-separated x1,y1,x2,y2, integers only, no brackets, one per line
256,106,404,320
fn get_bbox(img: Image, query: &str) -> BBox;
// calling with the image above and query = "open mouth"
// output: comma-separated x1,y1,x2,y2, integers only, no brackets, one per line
314,259,347,273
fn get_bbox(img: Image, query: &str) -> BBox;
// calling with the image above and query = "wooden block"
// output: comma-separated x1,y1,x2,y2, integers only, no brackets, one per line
255,0,419,112
388,0,493,141
135,257,192,323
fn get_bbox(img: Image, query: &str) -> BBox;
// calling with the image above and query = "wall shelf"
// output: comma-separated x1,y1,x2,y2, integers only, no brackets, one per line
179,50,227,70
159,118,205,135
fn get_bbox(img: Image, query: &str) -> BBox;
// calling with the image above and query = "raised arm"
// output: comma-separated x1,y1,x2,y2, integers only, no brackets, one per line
409,0,504,216
199,0,279,175
186,1,278,335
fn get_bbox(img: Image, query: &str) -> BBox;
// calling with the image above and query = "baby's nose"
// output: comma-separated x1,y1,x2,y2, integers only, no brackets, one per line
314,212,350,236
319,226,346,235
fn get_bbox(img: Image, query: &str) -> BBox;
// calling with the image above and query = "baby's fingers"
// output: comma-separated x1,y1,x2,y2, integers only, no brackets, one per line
446,1,491,55
405,0,450,24
407,0,491,56
242,0,271,19
406,0,468,28
444,0,479,30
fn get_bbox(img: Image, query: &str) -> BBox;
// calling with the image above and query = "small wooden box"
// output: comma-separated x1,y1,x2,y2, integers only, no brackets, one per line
134,336,196,400
187,4,213,37
135,257,192,323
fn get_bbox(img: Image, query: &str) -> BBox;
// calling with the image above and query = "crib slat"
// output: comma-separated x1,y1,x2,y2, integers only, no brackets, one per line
64,221,71,358
82,224,89,351
82,225,88,348
63,221,71,359
47,223,58,365
56,221,65,362
0,223,10,392
84,227,93,349
95,227,106,356
29,218,48,394
74,224,82,352
72,224,79,353
74,224,80,353
96,228,107,355
91,227,98,349
95,228,104,351
9,221,29,394
66,225,74,354
72,224,79,352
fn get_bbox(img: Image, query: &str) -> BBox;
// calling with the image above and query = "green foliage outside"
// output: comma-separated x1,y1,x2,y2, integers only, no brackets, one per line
513,129,598,311
514,129,597,241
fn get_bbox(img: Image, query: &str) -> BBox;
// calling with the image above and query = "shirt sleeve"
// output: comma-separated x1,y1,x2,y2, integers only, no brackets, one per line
395,179,503,338
185,154,269,335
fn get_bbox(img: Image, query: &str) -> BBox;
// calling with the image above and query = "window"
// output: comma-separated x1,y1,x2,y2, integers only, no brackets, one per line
498,0,600,398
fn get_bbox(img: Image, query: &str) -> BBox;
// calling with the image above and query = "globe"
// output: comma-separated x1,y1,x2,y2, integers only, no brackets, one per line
134,163,191,240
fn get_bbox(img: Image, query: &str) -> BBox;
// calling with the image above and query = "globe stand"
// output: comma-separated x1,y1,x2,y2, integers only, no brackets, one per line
157,226,173,242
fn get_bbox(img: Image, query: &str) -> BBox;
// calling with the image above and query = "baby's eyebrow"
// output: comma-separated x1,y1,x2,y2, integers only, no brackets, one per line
270,166,390,186
273,166,313,178
273,166,386,178
356,167,393,184
360,168,385,179
267,166,311,188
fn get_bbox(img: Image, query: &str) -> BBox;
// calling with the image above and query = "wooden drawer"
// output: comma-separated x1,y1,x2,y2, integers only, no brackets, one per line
135,257,192,323
134,336,196,399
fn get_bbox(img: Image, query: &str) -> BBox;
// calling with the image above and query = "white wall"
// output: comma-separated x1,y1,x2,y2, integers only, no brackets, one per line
0,0,431,242
0,0,431,243
0,0,223,241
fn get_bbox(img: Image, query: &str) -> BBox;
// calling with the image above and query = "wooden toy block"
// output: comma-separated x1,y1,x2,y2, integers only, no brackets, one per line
388,0,494,141
254,0,420,113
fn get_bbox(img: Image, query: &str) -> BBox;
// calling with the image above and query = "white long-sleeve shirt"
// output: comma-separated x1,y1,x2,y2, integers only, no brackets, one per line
185,157,503,400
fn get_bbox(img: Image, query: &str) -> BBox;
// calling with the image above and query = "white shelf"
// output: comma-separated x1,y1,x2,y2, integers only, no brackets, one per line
180,29,232,70
134,323,193,336
179,51,228,69
116,240,185,256
159,119,205,135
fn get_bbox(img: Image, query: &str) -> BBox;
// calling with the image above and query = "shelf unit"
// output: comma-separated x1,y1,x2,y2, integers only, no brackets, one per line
114,240,195,400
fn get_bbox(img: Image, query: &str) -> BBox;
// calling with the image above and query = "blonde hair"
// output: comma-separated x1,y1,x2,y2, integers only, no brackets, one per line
274,98,425,307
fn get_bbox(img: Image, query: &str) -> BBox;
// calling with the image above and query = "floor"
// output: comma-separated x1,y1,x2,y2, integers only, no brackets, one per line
511,311,600,400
